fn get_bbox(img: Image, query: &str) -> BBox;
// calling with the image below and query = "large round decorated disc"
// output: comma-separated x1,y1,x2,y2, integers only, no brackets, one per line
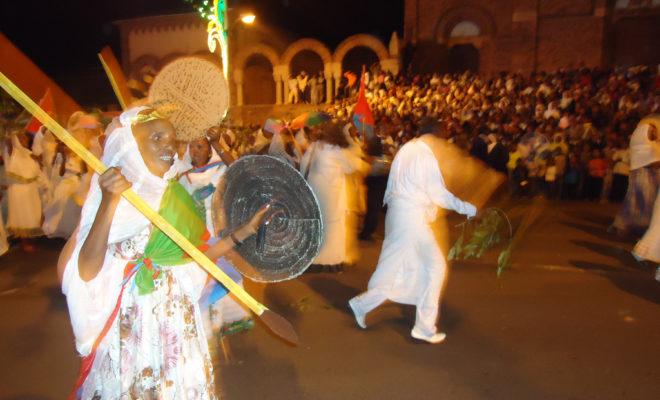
148,56,229,141
213,155,322,282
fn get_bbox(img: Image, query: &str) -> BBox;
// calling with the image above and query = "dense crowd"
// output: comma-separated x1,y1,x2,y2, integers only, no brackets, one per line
233,64,660,202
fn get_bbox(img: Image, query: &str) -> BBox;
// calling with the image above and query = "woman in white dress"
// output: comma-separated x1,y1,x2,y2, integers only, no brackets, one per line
60,107,268,399
42,151,85,238
4,132,43,251
300,122,369,271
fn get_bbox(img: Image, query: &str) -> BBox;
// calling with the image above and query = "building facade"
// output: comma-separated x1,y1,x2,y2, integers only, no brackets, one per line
115,14,400,106
403,0,660,75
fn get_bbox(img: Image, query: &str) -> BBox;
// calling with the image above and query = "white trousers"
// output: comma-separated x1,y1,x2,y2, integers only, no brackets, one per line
351,222,448,337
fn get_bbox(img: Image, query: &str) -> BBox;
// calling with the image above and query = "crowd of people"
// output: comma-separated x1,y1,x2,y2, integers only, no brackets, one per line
328,65,658,201
0,60,657,396
287,70,326,104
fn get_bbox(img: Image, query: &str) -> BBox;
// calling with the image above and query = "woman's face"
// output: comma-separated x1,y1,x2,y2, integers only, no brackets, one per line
189,138,211,168
132,119,177,177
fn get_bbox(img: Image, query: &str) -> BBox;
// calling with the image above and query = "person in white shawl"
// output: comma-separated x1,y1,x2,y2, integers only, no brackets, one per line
4,132,44,250
268,128,303,167
349,118,477,344
628,116,660,281
343,123,368,264
59,106,268,398
31,125,58,175
300,122,368,270
42,114,100,238
179,136,252,339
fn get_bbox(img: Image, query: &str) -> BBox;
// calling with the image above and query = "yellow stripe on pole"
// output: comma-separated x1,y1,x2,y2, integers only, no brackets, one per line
0,70,267,316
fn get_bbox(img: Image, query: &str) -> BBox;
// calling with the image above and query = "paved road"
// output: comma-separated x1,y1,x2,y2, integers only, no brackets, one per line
1,201,659,399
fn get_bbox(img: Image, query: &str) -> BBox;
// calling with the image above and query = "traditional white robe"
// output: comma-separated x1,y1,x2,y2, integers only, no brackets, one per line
5,135,43,237
634,189,660,264
301,141,368,265
62,107,216,398
350,138,475,336
42,155,84,238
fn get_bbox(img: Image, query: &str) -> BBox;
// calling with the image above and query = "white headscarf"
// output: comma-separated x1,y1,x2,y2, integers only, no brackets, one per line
6,134,41,180
76,106,181,245
629,117,660,171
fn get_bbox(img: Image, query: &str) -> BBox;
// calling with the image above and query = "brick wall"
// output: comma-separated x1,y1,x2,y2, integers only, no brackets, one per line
539,0,594,17
537,15,604,71
402,0,655,74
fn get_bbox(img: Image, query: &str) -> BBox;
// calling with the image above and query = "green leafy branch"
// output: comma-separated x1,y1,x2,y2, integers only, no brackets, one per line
448,208,513,276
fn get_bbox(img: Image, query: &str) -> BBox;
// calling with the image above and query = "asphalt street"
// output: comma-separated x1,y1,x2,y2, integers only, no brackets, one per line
0,200,658,399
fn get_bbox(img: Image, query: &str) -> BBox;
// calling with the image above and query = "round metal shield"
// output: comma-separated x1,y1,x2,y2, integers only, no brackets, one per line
213,155,322,282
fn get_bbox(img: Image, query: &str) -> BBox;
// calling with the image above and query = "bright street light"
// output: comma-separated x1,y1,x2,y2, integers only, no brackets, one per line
240,13,256,25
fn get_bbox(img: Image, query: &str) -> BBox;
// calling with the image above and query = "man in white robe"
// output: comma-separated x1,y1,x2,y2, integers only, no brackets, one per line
349,118,476,344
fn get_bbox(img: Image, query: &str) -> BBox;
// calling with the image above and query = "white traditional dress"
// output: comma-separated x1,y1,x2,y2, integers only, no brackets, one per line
300,141,368,265
5,135,43,237
630,116,660,269
634,190,660,265
62,108,216,399
350,137,476,337
42,155,84,238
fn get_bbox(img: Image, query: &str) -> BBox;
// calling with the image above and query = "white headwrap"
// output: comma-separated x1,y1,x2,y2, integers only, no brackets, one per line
629,117,660,171
76,106,181,245
6,134,41,180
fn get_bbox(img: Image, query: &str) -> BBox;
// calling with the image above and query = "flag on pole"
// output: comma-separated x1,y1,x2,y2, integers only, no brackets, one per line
25,88,55,133
98,46,133,110
352,67,374,140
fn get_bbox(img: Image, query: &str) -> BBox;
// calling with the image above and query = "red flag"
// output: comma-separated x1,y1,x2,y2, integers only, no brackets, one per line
25,88,55,133
352,67,374,138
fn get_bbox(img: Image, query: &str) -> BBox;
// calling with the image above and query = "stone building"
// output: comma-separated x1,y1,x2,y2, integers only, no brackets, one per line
403,0,660,75
115,13,400,107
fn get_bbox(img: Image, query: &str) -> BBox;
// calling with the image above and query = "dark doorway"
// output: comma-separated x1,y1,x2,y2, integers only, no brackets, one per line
612,16,660,67
291,50,324,77
449,44,479,73
409,40,449,74
243,54,275,105
341,46,380,75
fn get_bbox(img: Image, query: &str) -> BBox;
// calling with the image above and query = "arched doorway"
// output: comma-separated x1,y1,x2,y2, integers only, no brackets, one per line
435,7,496,75
446,21,481,73
290,50,324,77
341,46,380,75
449,44,479,73
243,54,275,105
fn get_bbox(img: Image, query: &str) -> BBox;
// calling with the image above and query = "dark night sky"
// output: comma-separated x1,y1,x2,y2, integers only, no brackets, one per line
1,0,403,105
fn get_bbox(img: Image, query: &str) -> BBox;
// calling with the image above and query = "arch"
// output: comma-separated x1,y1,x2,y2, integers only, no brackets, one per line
281,38,332,67
341,47,381,74
435,6,496,44
450,21,481,38
233,44,281,72
333,34,389,64
243,54,276,105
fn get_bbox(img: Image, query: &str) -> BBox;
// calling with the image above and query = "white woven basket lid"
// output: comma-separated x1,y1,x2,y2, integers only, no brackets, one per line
149,56,229,141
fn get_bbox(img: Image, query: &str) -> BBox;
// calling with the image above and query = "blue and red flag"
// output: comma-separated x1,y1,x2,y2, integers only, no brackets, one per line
352,67,374,140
